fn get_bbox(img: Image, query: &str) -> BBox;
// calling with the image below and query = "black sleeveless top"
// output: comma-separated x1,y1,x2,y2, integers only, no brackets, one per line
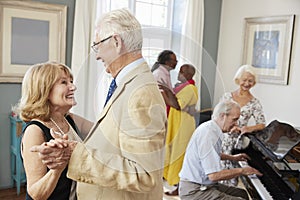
23,115,80,200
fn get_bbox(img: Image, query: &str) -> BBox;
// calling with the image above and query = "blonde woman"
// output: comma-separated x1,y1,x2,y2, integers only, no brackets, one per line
19,62,93,199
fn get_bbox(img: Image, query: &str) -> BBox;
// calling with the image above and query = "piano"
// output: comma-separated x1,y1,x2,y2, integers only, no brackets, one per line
234,120,300,200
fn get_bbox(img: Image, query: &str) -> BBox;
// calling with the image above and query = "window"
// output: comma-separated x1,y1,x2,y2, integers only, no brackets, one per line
110,0,171,28
135,0,170,28
107,0,176,66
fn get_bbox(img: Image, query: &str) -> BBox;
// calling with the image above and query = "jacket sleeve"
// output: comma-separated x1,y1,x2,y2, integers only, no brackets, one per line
67,84,167,193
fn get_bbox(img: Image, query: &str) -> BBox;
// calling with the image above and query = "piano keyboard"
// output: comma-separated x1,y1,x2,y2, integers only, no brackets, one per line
239,161,273,200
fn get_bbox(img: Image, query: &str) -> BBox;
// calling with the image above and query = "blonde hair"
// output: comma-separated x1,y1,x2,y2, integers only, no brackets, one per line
234,64,257,85
18,62,73,122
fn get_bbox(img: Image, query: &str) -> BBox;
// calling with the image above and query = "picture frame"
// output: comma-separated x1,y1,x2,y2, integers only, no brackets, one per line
0,1,67,83
242,15,295,85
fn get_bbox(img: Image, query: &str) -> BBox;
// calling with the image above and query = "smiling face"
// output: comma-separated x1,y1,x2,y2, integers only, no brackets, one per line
93,9,143,77
94,32,120,74
238,72,255,92
48,71,77,112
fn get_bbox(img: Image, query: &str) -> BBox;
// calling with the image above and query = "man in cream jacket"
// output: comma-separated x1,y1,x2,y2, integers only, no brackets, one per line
32,8,167,200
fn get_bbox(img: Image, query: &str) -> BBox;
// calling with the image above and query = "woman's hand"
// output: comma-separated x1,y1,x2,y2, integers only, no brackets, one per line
229,125,241,134
240,126,252,135
30,140,77,169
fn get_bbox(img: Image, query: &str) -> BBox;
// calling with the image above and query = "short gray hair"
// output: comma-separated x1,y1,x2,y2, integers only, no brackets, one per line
234,65,257,85
95,8,143,53
212,100,240,120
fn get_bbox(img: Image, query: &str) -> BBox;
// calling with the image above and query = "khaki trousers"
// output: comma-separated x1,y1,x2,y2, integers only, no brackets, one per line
179,180,249,200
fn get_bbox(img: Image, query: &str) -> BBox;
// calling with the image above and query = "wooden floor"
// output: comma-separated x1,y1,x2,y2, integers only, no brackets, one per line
0,185,177,200
0,185,173,200
0,181,250,200
0,186,26,200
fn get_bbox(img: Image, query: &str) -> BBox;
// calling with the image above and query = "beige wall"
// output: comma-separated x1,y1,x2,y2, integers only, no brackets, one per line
214,0,300,126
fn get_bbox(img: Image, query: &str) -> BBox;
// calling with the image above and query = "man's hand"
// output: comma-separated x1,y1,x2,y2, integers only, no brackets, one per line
158,83,171,93
232,153,250,161
158,82,180,110
47,128,69,148
30,139,78,169
242,166,263,177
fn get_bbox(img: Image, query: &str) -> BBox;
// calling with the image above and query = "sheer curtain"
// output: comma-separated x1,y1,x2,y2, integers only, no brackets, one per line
71,0,204,120
71,0,111,121
180,0,204,110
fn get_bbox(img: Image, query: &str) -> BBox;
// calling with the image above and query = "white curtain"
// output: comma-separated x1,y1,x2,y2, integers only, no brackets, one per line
71,0,112,121
180,0,204,110
71,0,204,119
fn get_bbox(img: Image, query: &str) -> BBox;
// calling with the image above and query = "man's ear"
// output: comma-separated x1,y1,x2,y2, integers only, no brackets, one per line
113,35,122,53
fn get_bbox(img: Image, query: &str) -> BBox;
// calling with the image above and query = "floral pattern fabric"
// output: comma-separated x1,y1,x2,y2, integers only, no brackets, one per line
220,92,266,185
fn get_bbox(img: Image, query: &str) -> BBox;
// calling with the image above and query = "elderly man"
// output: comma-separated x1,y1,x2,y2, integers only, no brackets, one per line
151,50,178,115
151,50,178,90
179,100,262,200
32,8,167,200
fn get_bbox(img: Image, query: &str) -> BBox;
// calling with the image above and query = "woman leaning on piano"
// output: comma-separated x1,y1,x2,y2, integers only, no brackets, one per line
220,64,266,186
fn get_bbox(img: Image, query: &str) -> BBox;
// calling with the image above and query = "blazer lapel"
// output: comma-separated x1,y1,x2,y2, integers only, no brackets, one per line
84,62,150,141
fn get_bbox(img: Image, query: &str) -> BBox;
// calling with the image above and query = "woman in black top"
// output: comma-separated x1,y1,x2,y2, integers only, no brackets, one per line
18,62,93,199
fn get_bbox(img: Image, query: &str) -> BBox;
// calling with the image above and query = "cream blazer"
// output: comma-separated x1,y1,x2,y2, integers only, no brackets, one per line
67,62,167,200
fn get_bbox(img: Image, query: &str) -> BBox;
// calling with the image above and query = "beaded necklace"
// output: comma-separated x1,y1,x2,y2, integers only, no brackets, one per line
50,117,66,136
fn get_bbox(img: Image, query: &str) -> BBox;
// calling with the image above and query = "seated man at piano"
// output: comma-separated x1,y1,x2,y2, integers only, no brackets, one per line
178,100,262,200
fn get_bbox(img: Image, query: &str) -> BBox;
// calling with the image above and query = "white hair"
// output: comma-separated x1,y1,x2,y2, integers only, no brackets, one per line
234,64,257,85
95,8,143,53
212,100,240,120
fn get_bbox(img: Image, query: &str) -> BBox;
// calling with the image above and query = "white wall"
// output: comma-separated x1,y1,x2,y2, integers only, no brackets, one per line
214,0,300,127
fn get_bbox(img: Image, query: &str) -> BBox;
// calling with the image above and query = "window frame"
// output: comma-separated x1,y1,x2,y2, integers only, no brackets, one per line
107,0,175,65
109,0,174,28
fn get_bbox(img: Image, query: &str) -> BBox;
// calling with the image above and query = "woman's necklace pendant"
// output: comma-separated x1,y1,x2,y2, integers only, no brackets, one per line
50,117,65,136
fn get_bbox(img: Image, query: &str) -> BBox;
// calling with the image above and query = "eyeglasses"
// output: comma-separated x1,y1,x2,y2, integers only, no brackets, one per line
91,35,113,53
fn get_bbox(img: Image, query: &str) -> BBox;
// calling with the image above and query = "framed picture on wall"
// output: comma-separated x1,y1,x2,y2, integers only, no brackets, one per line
0,1,67,83
242,15,295,85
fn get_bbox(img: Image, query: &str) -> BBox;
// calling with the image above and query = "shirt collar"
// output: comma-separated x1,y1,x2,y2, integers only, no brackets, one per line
115,58,145,85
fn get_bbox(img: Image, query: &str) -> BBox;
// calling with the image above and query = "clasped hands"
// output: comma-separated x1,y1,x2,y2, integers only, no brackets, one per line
30,129,78,169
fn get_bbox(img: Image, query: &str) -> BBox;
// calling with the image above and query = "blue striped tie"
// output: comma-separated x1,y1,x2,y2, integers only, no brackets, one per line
104,79,117,106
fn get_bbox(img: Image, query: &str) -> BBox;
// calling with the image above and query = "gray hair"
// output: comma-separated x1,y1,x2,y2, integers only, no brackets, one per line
234,65,257,85
212,100,240,120
95,8,143,53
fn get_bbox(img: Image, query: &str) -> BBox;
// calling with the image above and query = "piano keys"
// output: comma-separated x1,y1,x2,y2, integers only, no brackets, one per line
239,161,273,200
234,120,300,200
